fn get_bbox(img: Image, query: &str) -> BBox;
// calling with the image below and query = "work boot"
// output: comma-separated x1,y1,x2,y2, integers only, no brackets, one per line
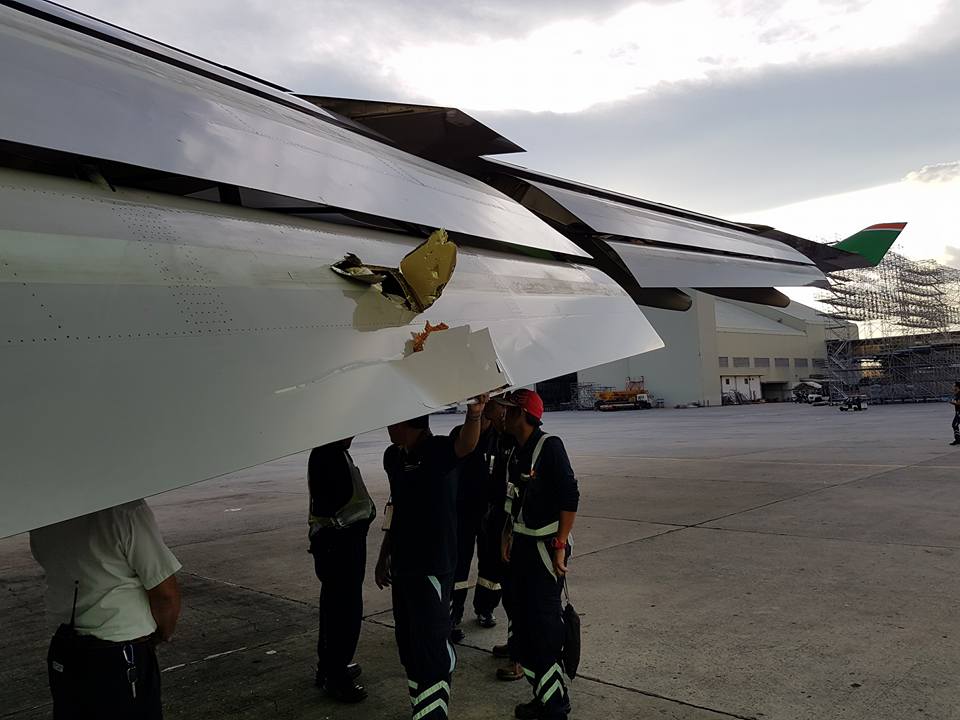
325,677,367,703
315,662,361,688
515,700,542,719
951,439,960,446
477,612,497,628
492,643,511,659
497,662,524,681
450,624,465,643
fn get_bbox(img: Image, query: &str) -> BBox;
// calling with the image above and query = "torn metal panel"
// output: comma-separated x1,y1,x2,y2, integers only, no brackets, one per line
394,325,510,408
410,321,450,353
0,5,587,258
332,229,457,313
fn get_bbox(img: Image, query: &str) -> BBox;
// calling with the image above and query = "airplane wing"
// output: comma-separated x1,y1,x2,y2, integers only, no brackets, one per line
0,167,660,537
0,0,901,536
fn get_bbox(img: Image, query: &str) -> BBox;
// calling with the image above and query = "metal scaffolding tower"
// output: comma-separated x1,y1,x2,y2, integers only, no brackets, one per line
817,252,960,402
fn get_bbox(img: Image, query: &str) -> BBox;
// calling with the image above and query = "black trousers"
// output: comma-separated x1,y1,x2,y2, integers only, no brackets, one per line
510,538,570,719
501,566,519,662
310,520,370,684
393,573,456,719
952,410,959,440
47,633,161,720
451,505,505,623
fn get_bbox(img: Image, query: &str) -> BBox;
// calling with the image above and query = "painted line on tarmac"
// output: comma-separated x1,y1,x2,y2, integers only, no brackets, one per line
576,673,758,720
445,624,755,720
179,570,314,608
696,525,960,552
575,455,905,469
159,633,312,675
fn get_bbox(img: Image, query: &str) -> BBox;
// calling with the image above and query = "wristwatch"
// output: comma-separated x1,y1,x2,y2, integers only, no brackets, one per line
548,537,567,550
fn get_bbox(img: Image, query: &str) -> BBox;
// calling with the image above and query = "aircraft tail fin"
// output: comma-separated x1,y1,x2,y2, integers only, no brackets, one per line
833,223,906,266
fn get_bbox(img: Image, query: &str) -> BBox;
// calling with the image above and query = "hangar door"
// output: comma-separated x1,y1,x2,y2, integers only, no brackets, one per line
721,375,761,402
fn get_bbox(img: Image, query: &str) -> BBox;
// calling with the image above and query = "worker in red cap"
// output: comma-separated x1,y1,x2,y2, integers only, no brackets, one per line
496,389,578,720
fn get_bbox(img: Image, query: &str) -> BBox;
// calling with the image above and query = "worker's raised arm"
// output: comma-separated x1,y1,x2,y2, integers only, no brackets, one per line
454,393,489,458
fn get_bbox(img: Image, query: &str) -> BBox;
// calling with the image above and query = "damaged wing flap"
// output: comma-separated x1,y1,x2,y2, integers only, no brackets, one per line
331,229,457,313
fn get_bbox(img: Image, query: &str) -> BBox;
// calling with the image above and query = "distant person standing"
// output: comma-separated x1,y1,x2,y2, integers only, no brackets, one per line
951,382,960,446
30,500,182,720
308,437,376,702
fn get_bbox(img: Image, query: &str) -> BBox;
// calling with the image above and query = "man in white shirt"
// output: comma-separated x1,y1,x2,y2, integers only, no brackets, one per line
30,499,182,719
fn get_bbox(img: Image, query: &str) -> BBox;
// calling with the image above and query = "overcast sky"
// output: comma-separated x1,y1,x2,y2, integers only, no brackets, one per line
59,0,960,265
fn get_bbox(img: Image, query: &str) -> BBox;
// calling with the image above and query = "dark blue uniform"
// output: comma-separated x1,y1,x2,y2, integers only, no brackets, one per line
384,433,460,720
450,424,504,628
507,430,578,720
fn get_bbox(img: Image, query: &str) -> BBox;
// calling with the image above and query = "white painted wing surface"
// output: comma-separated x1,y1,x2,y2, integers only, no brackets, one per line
611,242,827,289
0,170,660,537
526,181,812,265
0,5,586,258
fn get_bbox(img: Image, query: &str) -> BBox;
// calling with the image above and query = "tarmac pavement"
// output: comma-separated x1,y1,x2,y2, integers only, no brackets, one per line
3,403,959,719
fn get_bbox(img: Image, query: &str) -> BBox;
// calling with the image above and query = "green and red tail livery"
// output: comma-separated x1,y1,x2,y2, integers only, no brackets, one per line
833,223,906,266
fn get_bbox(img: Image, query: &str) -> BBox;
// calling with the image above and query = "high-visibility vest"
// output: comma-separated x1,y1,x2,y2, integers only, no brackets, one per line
309,451,376,534
504,434,557,537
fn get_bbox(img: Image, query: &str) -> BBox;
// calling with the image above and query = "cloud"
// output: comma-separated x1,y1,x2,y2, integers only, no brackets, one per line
905,161,960,184
943,244,960,269
52,0,960,216
59,0,955,114
736,164,960,268
479,39,960,215
385,0,949,112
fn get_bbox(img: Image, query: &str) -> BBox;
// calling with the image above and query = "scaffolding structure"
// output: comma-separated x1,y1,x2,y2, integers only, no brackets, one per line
817,252,960,402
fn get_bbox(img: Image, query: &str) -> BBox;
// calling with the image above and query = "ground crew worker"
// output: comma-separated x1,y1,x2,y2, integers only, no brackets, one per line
375,397,489,720
950,381,960,446
498,389,578,720
308,437,376,702
449,401,504,642
30,500,182,720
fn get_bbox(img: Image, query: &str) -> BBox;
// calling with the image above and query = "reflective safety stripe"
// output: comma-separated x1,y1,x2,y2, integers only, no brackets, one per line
530,434,550,470
536,540,558,579
427,575,442,600
408,680,419,690
513,520,559,537
412,699,449,720
411,680,450,706
541,678,564,704
447,639,457,674
521,666,536,679
536,664,563,694
454,580,471,591
476,577,501,591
